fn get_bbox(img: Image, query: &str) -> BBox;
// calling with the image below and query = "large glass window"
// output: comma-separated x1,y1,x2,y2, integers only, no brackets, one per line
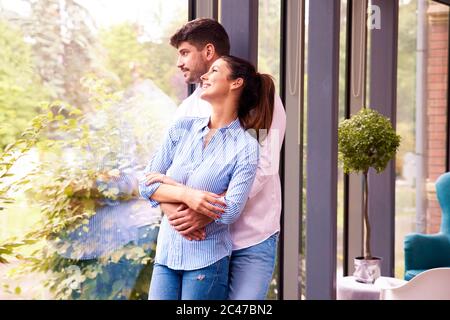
395,0,449,278
0,0,188,299
258,0,281,93
337,0,349,278
258,0,281,300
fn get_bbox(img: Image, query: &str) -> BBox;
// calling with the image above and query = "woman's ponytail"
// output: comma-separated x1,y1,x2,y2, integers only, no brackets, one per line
221,55,275,141
249,73,274,141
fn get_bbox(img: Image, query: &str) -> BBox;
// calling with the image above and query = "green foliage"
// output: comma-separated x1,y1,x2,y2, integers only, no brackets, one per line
0,0,190,299
25,0,99,108
396,1,418,176
0,240,35,264
397,0,417,124
338,107,401,259
100,21,184,104
36,228,157,300
258,0,281,92
0,20,49,150
338,108,401,174
100,24,149,90
0,77,161,299
0,113,47,209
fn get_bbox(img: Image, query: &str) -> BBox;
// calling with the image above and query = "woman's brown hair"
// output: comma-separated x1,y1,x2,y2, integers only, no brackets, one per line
220,55,275,141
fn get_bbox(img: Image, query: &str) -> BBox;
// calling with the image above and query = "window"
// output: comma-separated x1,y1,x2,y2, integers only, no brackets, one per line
395,0,449,278
0,0,188,299
258,0,281,299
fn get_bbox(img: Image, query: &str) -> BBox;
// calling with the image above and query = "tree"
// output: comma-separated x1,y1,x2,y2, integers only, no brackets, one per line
0,20,48,150
100,23,150,90
17,0,100,110
100,20,185,104
338,108,401,260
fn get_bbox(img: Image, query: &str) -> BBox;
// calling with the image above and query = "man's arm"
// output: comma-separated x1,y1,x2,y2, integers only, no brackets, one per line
160,203,212,241
144,183,225,219
143,172,222,240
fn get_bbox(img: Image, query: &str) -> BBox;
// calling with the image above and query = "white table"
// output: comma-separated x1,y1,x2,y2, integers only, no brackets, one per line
337,276,407,300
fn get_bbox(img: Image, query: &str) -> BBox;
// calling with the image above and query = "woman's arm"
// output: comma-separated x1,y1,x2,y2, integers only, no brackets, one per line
144,173,217,239
149,184,225,219
142,172,226,219
215,138,259,225
139,121,183,205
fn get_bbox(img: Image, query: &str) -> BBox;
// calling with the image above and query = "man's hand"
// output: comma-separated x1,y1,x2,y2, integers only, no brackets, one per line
160,203,213,241
170,203,213,240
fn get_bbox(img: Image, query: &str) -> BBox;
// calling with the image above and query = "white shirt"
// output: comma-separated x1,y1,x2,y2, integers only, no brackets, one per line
174,87,286,250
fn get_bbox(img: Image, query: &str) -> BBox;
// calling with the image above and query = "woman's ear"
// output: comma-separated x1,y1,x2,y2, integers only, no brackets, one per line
231,78,244,90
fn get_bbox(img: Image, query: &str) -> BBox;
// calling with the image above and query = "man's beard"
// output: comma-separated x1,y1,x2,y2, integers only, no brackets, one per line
184,71,202,84
185,65,208,84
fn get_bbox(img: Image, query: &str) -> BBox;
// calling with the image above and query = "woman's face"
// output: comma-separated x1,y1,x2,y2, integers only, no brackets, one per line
199,58,236,102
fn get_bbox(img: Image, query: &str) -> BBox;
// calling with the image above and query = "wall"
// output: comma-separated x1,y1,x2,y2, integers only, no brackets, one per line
426,2,448,233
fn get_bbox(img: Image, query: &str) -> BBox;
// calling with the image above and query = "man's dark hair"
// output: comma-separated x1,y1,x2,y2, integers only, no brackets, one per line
170,18,230,56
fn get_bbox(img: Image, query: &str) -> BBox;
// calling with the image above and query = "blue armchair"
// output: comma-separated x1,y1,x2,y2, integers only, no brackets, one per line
404,172,450,280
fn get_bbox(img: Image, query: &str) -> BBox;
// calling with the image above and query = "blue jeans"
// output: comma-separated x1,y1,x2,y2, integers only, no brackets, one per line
227,232,279,300
148,256,229,300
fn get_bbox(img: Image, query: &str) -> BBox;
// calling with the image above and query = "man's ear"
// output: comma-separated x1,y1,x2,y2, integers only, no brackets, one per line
204,43,216,61
231,78,244,90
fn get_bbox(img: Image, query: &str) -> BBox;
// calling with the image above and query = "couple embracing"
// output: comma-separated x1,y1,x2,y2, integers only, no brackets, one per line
139,18,286,300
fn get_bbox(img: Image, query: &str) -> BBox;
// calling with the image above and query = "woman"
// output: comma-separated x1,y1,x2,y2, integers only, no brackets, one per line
139,55,275,300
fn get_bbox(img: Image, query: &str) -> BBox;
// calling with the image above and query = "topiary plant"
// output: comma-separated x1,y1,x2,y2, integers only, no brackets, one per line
338,107,401,260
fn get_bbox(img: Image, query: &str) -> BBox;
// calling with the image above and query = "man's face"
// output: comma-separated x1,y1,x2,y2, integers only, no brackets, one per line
176,41,209,84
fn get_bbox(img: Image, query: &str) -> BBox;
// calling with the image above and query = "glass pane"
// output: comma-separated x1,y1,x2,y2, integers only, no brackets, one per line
395,0,449,279
258,0,281,92
302,0,309,300
258,0,281,300
337,0,348,279
0,0,188,299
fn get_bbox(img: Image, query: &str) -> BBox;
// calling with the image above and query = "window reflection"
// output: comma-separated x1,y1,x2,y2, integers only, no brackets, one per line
395,0,449,279
0,0,187,299
258,0,281,300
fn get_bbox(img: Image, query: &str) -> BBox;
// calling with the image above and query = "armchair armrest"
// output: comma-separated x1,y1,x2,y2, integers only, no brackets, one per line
404,233,450,271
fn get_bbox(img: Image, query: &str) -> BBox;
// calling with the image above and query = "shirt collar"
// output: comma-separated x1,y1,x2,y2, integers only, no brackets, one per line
224,118,242,138
197,117,243,138
197,117,210,133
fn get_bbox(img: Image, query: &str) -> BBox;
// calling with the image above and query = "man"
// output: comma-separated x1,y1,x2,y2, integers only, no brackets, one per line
158,18,286,300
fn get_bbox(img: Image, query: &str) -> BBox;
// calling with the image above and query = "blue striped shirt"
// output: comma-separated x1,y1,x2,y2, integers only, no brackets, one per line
139,117,259,270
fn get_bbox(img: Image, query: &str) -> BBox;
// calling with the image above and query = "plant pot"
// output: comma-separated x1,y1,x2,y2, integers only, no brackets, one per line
353,256,382,284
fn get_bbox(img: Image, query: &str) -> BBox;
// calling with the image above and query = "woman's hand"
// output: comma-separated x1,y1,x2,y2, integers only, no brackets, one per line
181,187,226,220
145,172,181,187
